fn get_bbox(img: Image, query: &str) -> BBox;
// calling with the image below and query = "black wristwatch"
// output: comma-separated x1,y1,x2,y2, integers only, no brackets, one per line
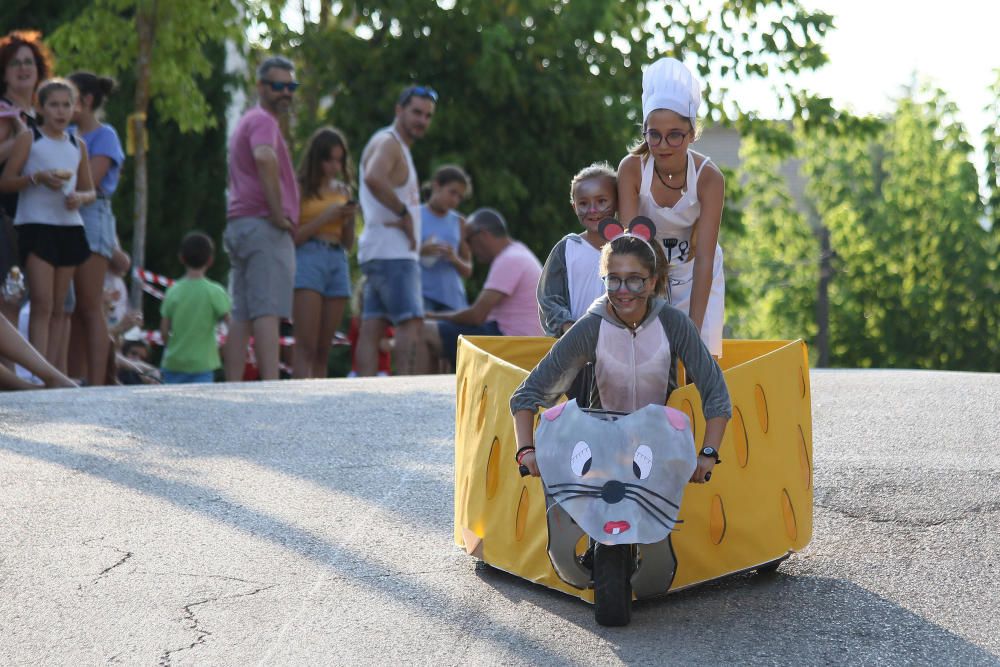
699,446,721,462
397,203,408,217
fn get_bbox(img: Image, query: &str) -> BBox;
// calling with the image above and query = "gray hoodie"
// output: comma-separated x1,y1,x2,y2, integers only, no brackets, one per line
537,233,601,337
510,296,731,420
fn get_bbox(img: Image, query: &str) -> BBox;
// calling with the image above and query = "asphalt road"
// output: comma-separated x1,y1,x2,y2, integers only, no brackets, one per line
0,369,997,666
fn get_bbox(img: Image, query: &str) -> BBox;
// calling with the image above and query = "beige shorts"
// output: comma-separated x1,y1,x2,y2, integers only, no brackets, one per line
224,217,295,321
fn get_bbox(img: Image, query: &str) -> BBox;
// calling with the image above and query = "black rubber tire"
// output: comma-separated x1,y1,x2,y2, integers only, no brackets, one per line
593,543,632,626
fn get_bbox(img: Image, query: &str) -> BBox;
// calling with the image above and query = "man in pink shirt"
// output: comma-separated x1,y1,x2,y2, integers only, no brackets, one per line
221,56,301,381
424,208,543,370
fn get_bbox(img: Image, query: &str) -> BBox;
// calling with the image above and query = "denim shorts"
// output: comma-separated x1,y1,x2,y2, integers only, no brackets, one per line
360,258,424,325
161,369,215,384
224,217,295,321
294,239,351,298
79,198,117,259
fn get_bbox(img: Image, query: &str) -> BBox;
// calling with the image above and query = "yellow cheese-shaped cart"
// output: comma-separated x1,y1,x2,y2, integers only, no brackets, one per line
454,336,812,604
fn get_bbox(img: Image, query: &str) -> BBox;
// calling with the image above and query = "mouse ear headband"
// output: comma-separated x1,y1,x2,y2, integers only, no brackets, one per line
598,216,658,267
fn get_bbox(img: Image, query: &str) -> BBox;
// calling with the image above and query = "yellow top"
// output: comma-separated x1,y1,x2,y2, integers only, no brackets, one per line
300,190,349,242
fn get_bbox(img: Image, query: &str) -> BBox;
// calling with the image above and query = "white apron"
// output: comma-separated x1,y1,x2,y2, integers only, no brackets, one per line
564,236,604,321
636,151,725,356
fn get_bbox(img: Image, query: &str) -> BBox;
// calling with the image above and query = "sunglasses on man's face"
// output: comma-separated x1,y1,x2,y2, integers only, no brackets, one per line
261,80,300,93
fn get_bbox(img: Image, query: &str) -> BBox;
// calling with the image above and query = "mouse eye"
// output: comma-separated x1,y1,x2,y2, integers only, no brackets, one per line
633,444,653,479
571,441,592,477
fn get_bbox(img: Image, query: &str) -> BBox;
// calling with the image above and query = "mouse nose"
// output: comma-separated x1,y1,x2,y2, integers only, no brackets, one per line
601,480,626,504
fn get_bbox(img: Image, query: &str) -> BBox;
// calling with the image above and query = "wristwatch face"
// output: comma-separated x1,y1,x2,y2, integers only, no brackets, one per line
701,447,717,458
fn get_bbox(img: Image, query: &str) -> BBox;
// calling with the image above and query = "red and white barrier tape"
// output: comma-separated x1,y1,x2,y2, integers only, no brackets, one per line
132,266,350,349
139,281,166,300
135,267,174,290
138,329,348,348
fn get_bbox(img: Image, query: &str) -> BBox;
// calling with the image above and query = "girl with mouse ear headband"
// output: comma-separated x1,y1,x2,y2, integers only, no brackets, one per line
597,216,668,298
615,57,727,358
511,211,730,485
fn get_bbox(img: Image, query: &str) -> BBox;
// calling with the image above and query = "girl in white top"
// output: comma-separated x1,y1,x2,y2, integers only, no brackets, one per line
0,78,96,364
537,162,618,338
617,58,726,356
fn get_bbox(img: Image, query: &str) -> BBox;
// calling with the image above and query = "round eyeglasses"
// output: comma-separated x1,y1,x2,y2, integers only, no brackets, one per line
643,129,690,148
603,275,649,293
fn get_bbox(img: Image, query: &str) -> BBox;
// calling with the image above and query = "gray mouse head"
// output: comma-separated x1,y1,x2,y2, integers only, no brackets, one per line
534,401,697,545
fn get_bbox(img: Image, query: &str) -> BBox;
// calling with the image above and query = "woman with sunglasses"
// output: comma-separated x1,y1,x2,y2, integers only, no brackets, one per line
511,218,730,485
617,57,726,357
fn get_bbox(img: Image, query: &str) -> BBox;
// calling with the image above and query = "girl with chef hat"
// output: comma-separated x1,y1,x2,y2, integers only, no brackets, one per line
616,57,725,357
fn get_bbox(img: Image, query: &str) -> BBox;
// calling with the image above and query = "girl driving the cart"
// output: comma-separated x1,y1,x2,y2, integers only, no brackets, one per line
510,217,731,483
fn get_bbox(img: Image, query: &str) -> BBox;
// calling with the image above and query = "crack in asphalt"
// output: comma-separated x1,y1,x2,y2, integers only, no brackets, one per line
136,570,271,586
83,539,134,584
158,584,276,666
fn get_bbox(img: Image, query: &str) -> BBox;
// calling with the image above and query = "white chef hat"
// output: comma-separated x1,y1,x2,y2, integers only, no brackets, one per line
641,57,701,122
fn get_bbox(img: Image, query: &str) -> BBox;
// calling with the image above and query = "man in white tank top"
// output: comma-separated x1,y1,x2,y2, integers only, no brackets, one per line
356,85,436,376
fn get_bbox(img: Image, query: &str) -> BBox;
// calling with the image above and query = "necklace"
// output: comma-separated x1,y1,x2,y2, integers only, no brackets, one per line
609,301,648,332
654,155,687,191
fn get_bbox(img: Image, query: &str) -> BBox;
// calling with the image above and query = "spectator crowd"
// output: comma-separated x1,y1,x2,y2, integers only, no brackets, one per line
0,36,547,388
1,32,726,390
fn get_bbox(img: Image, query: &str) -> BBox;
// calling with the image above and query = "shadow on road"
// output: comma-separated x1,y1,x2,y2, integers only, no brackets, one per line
475,564,999,664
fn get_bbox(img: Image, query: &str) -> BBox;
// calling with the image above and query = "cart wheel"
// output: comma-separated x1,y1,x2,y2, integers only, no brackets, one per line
756,555,788,574
593,543,632,626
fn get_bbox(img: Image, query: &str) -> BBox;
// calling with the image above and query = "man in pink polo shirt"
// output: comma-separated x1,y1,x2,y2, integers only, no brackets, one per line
424,208,543,370
221,56,300,381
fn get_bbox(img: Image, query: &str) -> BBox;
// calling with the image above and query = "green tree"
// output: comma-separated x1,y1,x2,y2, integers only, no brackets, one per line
50,0,242,312
1,0,86,35
732,84,997,371
797,87,994,370
250,0,835,265
871,89,991,369
799,124,882,367
984,68,1000,235
727,134,816,345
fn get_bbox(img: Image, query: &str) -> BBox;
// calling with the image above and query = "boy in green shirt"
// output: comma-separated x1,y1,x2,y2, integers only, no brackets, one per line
160,232,231,383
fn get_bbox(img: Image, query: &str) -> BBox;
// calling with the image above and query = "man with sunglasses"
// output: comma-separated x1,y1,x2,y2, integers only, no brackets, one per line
222,56,301,382
355,84,438,376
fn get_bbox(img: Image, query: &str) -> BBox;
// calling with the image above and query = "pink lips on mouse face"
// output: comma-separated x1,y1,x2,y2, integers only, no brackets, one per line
604,520,631,536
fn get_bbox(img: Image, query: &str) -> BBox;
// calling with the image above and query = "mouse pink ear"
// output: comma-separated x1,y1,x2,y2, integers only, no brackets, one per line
543,402,568,421
663,406,690,431
627,216,656,242
598,218,625,242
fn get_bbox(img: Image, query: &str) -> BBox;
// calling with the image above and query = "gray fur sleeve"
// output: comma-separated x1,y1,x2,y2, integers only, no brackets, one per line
660,306,732,419
510,315,599,414
536,237,574,338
